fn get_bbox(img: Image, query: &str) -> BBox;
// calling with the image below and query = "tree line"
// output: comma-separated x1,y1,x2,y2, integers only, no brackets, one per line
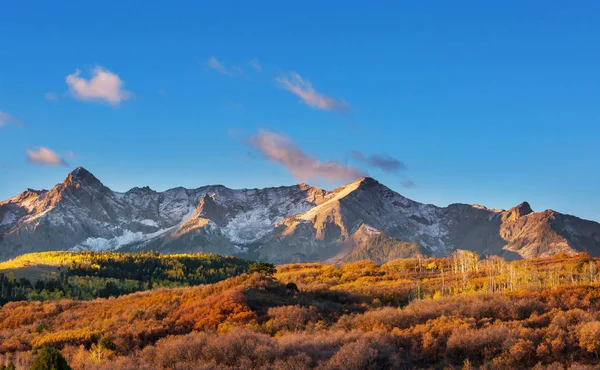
0,251,255,305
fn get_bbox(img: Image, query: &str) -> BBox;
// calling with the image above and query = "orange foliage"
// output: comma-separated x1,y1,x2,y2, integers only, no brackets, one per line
2,255,600,369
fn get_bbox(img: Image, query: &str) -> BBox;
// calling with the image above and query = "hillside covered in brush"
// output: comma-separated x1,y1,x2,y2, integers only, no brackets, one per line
2,252,600,368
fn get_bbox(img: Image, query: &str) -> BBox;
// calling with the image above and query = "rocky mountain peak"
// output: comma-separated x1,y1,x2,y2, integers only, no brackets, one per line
0,188,45,207
297,183,320,192
503,201,533,221
329,177,380,196
63,167,104,189
345,177,402,200
25,188,44,194
353,176,379,187
127,186,156,195
197,193,227,226
19,188,45,199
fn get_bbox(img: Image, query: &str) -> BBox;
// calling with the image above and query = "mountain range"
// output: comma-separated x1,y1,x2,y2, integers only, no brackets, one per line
1,167,599,263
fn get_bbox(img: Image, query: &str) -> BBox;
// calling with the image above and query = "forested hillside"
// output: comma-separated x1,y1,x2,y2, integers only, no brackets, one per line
0,251,251,304
1,252,600,368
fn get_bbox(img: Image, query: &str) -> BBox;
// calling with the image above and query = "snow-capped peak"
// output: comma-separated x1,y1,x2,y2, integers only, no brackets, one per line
1,167,600,263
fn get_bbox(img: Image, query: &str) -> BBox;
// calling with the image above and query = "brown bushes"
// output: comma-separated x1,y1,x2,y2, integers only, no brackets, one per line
3,256,600,369
265,305,318,333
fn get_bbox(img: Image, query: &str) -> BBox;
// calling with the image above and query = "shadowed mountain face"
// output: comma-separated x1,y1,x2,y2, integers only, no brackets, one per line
1,167,600,262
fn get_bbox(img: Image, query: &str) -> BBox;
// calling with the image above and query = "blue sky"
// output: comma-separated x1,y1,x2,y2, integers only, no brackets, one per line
1,1,599,221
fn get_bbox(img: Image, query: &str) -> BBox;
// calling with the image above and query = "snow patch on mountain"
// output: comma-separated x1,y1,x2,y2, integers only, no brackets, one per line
222,208,274,243
1,212,16,226
74,227,175,252
217,190,315,244
22,208,53,224
299,180,361,221
139,219,159,227
222,208,279,244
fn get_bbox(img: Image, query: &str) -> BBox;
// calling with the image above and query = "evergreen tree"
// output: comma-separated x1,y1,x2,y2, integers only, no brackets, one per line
248,262,276,276
29,347,71,370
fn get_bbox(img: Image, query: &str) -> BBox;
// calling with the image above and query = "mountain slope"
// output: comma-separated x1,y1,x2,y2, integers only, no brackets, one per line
1,167,600,262
0,168,328,260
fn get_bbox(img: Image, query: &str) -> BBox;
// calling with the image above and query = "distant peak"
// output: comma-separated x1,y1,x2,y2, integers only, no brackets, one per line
9,188,46,203
350,176,379,187
63,167,103,188
297,182,326,192
355,177,387,191
514,201,533,214
358,176,376,182
504,201,533,221
470,204,504,213
70,166,92,178
330,177,385,197
135,186,153,191
24,188,44,194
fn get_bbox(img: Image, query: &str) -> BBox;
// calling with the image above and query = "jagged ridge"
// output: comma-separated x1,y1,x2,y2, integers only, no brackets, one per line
1,167,600,262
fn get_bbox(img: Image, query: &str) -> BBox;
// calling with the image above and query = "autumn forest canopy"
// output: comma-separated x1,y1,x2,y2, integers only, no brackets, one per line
1,251,600,369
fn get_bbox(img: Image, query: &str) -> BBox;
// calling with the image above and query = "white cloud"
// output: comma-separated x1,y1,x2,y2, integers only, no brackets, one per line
250,58,262,72
66,66,132,105
26,147,69,167
276,72,350,115
207,56,243,77
249,129,364,182
207,56,228,74
0,112,22,127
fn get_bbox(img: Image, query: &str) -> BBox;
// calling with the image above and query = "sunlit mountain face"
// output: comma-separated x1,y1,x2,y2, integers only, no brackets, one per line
2,167,599,263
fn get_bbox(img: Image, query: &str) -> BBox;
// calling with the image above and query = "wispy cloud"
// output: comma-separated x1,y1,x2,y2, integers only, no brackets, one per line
66,66,132,105
207,56,243,77
276,72,350,115
250,58,262,72
207,56,228,74
249,129,364,182
0,112,22,127
351,151,415,187
26,147,69,167
400,179,415,188
351,151,406,173
44,92,59,101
